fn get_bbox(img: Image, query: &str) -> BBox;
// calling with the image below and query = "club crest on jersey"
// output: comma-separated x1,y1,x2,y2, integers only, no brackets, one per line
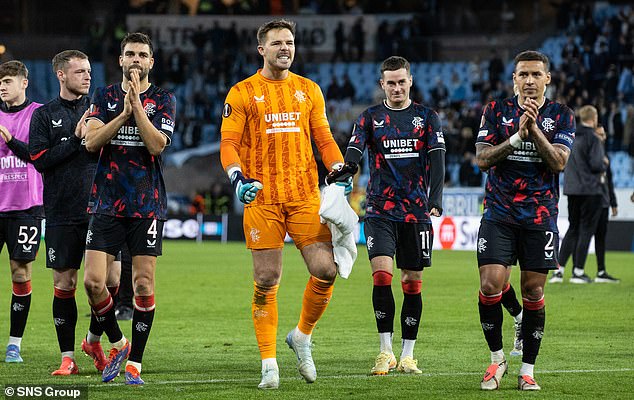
143,99,156,116
294,90,306,102
412,116,424,129
52,119,62,128
223,103,232,118
541,117,555,132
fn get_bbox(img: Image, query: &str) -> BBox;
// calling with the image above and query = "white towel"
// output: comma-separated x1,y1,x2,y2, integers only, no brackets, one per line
319,184,358,279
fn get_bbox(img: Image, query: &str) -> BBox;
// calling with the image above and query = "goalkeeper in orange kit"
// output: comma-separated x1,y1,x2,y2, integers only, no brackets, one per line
220,19,352,390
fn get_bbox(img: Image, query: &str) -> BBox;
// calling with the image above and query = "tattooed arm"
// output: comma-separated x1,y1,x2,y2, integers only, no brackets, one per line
475,113,530,172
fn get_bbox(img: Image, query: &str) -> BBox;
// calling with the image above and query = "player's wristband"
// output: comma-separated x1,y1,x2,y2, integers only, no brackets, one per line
509,133,523,149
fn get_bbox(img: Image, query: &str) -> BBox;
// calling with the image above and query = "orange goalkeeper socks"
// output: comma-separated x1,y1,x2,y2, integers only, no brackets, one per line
252,282,279,360
297,276,335,335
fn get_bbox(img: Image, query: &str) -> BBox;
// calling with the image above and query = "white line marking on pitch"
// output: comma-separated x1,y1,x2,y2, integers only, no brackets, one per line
88,367,634,388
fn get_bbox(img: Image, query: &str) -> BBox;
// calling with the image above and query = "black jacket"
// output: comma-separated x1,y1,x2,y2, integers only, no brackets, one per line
28,96,97,225
563,124,606,195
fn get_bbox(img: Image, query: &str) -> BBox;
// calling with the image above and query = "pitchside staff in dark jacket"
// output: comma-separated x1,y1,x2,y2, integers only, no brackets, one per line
551,122,619,283
551,105,606,284
29,50,123,375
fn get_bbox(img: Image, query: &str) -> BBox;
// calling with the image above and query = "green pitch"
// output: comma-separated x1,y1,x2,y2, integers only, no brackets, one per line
1,241,632,399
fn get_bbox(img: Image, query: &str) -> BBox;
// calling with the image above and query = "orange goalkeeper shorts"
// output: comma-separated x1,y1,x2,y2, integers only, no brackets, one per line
243,197,331,250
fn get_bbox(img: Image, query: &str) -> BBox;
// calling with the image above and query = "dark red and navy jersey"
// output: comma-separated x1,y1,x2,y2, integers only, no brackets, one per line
347,101,445,223
476,96,575,232
87,83,176,220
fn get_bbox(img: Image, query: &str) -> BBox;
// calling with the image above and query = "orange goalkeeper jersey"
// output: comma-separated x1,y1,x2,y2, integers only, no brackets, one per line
220,70,343,205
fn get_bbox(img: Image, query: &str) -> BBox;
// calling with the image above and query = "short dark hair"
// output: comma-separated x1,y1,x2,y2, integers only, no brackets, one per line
120,32,154,55
380,56,411,77
514,50,550,72
0,60,28,80
52,50,88,73
257,19,296,45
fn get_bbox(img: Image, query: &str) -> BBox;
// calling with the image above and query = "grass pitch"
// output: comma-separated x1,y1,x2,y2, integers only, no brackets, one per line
0,241,633,399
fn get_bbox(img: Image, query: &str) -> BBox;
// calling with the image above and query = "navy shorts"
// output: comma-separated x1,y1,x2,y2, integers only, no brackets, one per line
364,217,433,271
476,220,558,271
86,214,164,257
0,217,42,262
45,224,88,269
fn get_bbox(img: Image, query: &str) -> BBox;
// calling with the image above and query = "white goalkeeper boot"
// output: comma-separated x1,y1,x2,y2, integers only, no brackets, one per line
285,328,316,383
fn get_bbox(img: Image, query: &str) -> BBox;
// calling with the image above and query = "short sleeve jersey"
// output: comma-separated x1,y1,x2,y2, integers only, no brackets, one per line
347,101,445,223
476,96,575,232
87,83,176,219
221,70,330,205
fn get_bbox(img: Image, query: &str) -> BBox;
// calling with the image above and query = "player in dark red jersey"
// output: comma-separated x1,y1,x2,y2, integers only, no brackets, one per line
83,32,176,385
341,56,445,375
475,50,575,391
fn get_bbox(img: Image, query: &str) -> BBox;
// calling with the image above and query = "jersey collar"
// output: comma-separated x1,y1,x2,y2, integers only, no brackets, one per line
0,98,32,113
383,99,412,111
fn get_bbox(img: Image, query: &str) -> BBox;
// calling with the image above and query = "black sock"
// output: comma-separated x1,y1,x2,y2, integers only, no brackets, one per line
401,293,422,340
501,284,522,318
129,308,155,363
10,292,31,338
88,312,104,337
372,285,395,334
52,291,77,353
92,296,123,344
478,294,503,352
88,286,120,338
522,306,545,365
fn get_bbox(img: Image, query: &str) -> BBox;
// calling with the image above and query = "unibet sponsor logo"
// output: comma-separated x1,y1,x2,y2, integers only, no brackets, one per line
117,126,139,136
264,112,301,123
382,138,418,149
382,138,419,159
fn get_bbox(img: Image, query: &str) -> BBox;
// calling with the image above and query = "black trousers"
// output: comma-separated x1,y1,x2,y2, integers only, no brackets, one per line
594,207,609,272
559,194,603,272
